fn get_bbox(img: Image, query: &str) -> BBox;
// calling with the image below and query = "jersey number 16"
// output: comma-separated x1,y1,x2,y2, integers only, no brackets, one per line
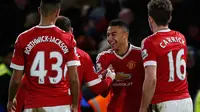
167,49,186,82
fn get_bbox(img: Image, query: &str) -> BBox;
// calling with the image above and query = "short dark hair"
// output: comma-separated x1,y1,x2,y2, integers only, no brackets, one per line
40,0,62,17
147,0,173,26
109,19,129,33
55,16,71,32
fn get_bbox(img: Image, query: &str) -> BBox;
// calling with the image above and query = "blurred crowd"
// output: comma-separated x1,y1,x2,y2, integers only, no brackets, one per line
0,0,200,111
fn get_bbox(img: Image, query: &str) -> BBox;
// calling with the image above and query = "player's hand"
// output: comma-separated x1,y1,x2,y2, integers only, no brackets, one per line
106,68,116,81
99,64,114,79
7,99,16,112
139,108,148,112
147,104,152,112
71,106,78,112
13,98,17,109
72,108,78,112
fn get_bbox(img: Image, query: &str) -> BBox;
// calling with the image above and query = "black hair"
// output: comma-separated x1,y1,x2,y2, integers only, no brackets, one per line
40,0,62,17
55,16,71,32
147,0,173,26
109,19,129,33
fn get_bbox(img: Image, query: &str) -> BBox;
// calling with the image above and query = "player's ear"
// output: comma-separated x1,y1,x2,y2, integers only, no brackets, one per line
55,9,60,18
122,31,128,39
168,16,172,23
70,27,73,33
38,7,41,16
125,31,129,38
148,16,153,24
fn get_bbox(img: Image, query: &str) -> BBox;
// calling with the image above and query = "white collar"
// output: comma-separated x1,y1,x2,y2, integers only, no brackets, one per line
114,44,132,60
35,25,56,28
157,29,171,32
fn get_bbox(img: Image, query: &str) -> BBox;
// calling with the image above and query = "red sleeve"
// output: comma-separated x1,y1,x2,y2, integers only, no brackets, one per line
10,35,25,70
141,38,157,67
96,52,108,76
95,52,111,96
63,34,80,67
83,53,112,94
89,77,112,94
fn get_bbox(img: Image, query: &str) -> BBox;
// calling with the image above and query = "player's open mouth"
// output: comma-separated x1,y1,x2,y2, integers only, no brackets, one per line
109,41,116,46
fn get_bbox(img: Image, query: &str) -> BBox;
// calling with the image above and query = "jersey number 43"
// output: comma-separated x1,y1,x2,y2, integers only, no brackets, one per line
30,51,65,84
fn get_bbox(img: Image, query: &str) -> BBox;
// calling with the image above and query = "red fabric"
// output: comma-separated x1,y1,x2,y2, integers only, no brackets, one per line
141,29,190,104
11,26,79,108
96,45,145,112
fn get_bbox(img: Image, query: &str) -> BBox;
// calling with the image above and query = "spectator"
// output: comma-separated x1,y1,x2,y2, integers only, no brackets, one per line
0,45,14,111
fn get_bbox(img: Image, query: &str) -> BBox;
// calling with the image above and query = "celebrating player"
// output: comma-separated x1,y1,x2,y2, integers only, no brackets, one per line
7,0,80,112
139,0,193,112
56,16,116,112
14,16,116,112
96,19,145,112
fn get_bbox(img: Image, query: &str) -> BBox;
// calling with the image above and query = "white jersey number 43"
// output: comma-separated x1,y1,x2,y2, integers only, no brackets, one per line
30,51,63,84
167,49,186,82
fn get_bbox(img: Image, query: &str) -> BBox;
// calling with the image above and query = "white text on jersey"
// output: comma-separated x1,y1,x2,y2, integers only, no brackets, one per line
112,82,133,87
160,37,185,48
24,36,69,55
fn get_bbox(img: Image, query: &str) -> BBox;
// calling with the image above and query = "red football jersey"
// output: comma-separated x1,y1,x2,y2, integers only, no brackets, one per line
96,44,145,112
10,25,80,108
70,48,112,112
141,29,190,104
15,47,112,112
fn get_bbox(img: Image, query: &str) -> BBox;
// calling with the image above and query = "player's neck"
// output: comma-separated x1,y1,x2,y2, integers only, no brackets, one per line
39,17,55,26
153,25,169,33
115,43,129,56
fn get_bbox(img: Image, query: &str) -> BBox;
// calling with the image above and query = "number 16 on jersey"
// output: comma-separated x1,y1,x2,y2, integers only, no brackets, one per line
167,49,186,82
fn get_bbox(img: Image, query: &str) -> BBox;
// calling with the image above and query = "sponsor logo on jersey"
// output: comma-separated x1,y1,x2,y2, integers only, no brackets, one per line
115,72,132,81
112,82,133,86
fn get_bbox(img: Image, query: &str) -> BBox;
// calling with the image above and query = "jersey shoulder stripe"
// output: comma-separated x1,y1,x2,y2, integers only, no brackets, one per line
15,27,35,43
96,49,113,62
130,44,141,50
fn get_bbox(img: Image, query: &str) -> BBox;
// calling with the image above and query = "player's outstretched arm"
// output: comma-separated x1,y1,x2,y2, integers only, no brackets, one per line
7,69,23,112
88,68,115,95
68,66,80,110
139,66,156,112
95,53,113,97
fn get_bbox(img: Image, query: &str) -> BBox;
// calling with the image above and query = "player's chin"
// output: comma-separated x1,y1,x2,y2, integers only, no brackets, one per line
111,47,117,51
110,45,118,50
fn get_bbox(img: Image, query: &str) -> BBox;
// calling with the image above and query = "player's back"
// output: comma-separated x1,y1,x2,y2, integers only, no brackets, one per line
145,29,190,104
75,48,89,112
76,48,89,85
96,44,144,112
64,48,95,112
17,25,76,108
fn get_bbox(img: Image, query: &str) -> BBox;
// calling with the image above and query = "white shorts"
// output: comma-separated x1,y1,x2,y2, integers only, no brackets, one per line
152,98,193,112
24,105,71,112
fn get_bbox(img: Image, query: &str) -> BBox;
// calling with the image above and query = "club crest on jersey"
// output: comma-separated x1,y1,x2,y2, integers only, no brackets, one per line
127,61,136,69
